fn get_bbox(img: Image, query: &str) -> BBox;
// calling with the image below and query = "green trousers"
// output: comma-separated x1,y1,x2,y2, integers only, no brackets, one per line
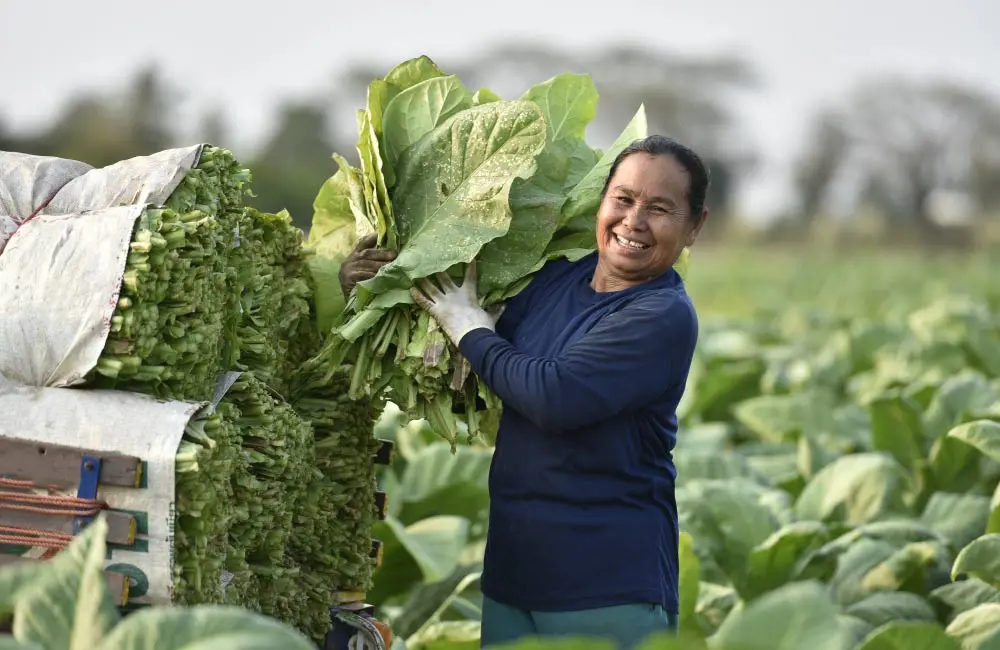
480,596,678,649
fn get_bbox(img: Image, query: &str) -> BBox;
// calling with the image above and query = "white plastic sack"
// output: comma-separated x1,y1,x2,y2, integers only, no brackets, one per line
0,206,142,387
0,214,16,255
0,384,203,605
0,152,93,219
41,145,202,216
0,145,205,388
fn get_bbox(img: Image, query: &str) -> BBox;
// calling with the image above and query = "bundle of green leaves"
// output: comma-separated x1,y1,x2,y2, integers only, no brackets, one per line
233,208,315,396
218,373,316,630
305,56,649,447
291,365,381,629
172,406,240,606
86,147,253,402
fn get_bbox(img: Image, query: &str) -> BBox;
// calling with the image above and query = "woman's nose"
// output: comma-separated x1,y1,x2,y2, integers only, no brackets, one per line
621,208,647,230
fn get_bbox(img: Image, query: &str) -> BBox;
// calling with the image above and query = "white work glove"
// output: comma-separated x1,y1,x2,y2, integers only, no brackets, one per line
411,261,496,345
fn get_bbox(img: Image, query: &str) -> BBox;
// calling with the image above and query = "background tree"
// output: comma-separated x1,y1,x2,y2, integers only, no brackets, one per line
247,101,342,230
792,76,1000,236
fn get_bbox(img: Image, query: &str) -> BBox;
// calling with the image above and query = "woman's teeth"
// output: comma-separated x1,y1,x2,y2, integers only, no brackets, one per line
614,234,649,250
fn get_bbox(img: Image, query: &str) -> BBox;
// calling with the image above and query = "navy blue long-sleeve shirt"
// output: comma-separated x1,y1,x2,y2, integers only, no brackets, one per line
458,252,698,614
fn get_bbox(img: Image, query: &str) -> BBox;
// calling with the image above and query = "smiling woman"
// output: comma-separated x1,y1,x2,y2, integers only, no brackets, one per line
399,134,710,649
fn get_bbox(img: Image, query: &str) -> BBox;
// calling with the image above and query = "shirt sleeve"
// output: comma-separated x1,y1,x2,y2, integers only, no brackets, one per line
459,294,698,433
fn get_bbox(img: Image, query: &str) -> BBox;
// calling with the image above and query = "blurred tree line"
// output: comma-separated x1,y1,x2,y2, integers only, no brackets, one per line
2,46,999,246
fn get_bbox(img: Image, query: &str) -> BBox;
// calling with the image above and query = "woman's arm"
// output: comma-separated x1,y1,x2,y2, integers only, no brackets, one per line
459,295,698,433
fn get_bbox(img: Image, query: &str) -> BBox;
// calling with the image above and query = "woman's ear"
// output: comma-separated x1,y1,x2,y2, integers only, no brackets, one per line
685,208,709,246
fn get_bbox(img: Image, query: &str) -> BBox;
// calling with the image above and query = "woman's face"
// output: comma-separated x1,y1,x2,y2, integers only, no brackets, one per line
594,153,706,291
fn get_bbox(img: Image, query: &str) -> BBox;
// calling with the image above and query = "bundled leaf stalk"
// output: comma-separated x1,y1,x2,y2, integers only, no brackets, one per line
172,405,240,605
219,373,315,629
291,365,381,631
87,146,253,402
234,208,316,395
304,56,650,447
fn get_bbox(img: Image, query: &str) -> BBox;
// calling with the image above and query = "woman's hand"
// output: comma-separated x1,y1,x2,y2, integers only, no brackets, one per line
411,262,495,345
338,234,398,298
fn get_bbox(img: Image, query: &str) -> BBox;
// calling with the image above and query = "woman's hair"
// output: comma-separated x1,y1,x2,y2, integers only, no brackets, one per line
600,135,710,222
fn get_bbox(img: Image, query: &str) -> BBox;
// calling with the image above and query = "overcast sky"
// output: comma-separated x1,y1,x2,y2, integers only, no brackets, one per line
2,0,997,219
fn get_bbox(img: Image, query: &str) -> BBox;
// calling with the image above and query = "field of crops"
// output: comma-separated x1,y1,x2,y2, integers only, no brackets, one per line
367,245,1000,650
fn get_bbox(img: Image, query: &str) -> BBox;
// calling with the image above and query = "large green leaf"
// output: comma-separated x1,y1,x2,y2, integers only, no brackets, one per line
929,579,1000,623
794,453,912,525
476,150,570,297
356,109,394,247
559,104,648,227
837,615,877,648
520,73,599,142
733,392,836,444
0,562,47,618
408,620,480,650
989,481,1000,535
858,540,951,596
330,154,373,238
925,375,999,440
929,434,982,494
845,591,938,628
94,605,315,650
472,88,501,105
307,256,346,336
944,603,1000,649
367,79,394,134
370,514,473,607
491,638,616,650
744,521,830,599
359,100,547,294
676,449,763,483
947,420,1000,465
308,168,358,259
387,561,483,639
922,492,992,551
869,391,927,472
677,479,785,587
0,639,44,650
678,531,701,634
13,516,120,650
382,75,472,168
709,581,849,650
826,538,899,606
696,582,738,634
384,56,447,91
377,516,471,586
856,621,959,650
953,535,1000,587
395,442,494,529
366,79,398,187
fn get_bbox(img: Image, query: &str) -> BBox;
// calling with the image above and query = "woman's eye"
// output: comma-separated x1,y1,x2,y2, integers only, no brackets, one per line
615,196,632,205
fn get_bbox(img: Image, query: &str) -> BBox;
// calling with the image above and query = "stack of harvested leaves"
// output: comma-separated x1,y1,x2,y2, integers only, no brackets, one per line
291,365,380,628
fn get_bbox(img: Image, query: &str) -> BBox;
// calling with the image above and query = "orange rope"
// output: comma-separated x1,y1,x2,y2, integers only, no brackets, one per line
0,488,106,511
0,524,75,549
0,535,70,549
0,477,43,490
0,477,107,552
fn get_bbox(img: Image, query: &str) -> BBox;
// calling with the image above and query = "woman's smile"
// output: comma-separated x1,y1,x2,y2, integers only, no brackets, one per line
611,232,651,253
609,232,651,259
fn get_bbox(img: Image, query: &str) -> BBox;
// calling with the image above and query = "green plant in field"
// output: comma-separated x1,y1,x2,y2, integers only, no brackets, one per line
365,404,492,646
0,515,315,650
